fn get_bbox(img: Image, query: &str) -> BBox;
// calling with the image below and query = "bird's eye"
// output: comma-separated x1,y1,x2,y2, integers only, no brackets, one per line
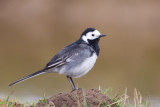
92,34,94,36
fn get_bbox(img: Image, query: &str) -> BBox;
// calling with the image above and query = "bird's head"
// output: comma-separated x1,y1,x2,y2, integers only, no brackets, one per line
80,28,106,43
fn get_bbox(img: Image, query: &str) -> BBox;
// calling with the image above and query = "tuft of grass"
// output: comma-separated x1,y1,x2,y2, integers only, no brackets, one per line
0,96,16,107
99,86,152,107
37,94,56,107
134,88,152,107
39,94,47,104
99,86,114,100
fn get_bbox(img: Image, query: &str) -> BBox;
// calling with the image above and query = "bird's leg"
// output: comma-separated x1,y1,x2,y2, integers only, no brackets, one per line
70,77,77,90
67,75,77,91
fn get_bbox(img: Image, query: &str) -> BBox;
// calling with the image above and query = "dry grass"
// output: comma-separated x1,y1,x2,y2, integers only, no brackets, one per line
99,86,152,107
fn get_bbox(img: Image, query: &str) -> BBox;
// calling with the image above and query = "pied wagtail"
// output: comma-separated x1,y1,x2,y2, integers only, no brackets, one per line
9,28,106,91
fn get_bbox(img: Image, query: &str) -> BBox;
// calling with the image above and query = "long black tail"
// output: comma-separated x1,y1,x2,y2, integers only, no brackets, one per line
9,70,46,86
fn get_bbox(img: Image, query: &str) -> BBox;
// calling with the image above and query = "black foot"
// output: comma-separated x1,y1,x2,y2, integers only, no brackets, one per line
71,87,78,92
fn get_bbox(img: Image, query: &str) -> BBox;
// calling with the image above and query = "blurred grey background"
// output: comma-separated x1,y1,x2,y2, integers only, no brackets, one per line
0,0,160,102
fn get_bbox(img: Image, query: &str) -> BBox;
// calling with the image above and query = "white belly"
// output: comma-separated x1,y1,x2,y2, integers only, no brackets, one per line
68,53,98,78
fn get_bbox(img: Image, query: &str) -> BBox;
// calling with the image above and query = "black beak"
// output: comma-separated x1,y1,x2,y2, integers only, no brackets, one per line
99,34,106,37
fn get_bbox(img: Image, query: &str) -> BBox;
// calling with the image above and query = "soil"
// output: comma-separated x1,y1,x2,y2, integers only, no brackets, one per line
37,88,115,107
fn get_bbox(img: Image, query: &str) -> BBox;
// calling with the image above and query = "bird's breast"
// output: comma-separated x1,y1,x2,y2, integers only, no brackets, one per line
68,53,98,78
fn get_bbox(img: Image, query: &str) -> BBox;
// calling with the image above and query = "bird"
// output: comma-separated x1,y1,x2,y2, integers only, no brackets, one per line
9,28,106,91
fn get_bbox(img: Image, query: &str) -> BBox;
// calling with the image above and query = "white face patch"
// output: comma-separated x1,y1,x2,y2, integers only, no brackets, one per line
82,30,101,43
